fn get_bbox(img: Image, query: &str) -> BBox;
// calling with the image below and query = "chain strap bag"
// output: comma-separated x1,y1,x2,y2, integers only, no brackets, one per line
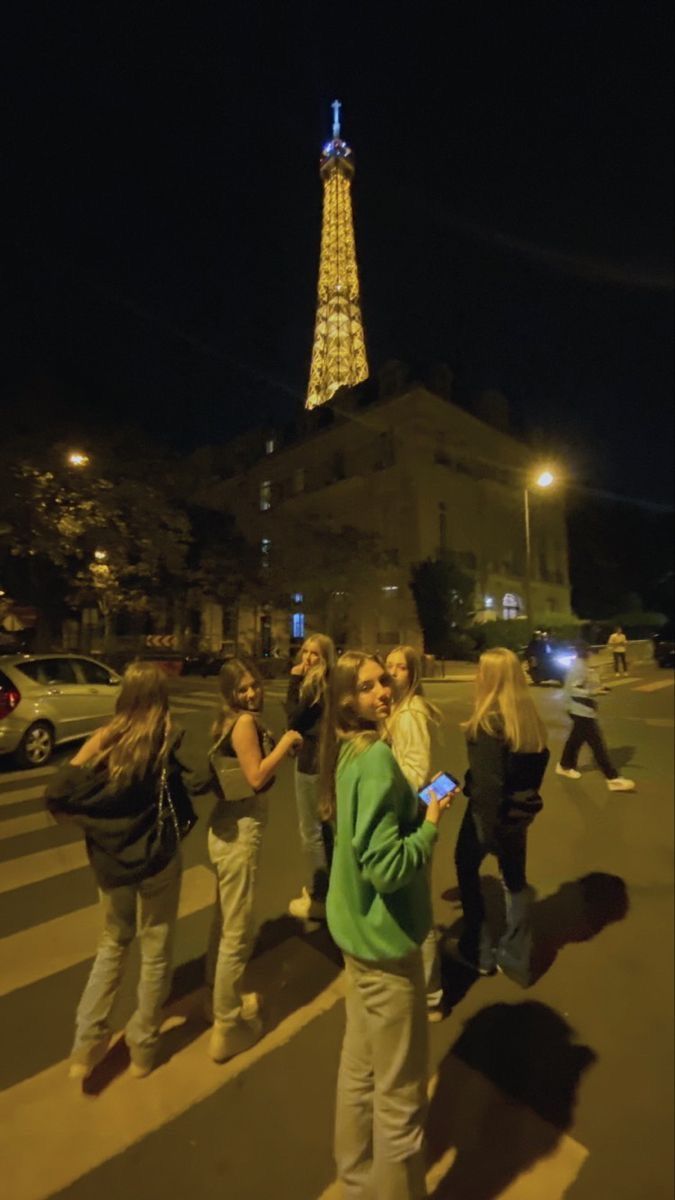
156,761,198,854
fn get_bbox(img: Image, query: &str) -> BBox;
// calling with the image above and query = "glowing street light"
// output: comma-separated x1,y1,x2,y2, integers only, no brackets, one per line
523,466,559,632
93,549,108,562
67,450,90,468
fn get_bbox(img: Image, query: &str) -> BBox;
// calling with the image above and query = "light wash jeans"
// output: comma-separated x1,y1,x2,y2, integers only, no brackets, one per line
206,796,267,1028
335,950,429,1200
72,852,182,1066
294,764,329,899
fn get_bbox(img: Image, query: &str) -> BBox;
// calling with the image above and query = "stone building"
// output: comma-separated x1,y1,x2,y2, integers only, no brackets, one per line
202,374,572,656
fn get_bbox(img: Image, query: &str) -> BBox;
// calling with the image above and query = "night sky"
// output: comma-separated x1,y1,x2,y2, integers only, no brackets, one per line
4,3,673,503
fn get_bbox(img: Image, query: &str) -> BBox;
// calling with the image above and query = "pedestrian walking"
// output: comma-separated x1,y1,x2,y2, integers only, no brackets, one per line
285,633,335,920
385,644,445,1021
608,626,628,675
45,662,197,1081
205,659,302,1062
322,651,452,1199
452,648,549,983
556,644,635,790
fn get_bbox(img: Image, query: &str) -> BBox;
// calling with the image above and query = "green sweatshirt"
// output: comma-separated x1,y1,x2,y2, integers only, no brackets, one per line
326,739,437,962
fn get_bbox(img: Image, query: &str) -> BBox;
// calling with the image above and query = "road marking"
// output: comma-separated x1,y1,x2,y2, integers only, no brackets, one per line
172,696,218,709
605,676,639,687
2,939,344,1200
632,679,675,693
0,765,56,785
170,703,204,714
0,865,215,996
0,809,60,840
316,1057,589,1200
0,785,46,808
0,840,88,894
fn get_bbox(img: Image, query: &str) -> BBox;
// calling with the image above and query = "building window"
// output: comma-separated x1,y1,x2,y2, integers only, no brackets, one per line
259,481,272,511
293,467,305,494
484,596,494,608
261,537,271,569
382,585,399,593
265,438,275,455
502,592,523,620
292,592,303,604
439,501,447,551
291,612,305,639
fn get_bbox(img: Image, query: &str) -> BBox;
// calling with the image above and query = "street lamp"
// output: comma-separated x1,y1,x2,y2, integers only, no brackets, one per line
523,467,556,633
66,450,90,468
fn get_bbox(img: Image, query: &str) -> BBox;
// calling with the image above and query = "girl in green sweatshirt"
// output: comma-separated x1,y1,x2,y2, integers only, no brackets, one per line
322,651,452,1200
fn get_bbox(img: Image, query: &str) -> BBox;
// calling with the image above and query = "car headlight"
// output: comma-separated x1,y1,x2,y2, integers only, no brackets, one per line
554,653,576,668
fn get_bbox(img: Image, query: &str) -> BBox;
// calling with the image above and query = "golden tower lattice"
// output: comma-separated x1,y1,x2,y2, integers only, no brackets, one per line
306,101,369,409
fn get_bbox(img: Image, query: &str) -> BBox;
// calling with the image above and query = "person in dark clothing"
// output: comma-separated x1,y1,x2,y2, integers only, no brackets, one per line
525,629,551,685
44,662,196,1082
452,648,549,983
286,634,335,919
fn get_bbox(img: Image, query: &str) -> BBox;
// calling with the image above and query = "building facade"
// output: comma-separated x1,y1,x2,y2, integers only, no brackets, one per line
205,380,572,656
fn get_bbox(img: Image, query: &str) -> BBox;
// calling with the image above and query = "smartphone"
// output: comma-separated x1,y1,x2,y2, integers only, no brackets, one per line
418,772,461,806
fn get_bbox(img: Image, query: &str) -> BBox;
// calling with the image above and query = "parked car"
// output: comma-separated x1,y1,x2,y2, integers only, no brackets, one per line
653,621,675,668
0,654,121,768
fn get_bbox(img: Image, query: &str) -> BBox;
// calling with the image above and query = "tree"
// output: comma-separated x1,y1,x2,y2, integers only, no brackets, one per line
409,554,475,656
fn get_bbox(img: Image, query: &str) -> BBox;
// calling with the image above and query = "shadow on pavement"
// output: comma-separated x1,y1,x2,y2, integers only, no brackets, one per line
530,872,629,984
426,1001,596,1198
579,744,636,772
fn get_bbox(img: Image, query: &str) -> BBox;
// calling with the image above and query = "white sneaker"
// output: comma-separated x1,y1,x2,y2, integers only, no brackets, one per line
68,1037,110,1081
607,777,636,792
288,887,326,920
555,763,581,780
209,1016,263,1063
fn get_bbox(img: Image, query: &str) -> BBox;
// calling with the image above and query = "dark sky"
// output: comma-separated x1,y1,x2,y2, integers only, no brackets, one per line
4,2,673,503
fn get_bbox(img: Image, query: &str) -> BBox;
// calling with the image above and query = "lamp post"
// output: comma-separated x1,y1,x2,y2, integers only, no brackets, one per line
523,469,555,633
66,450,90,468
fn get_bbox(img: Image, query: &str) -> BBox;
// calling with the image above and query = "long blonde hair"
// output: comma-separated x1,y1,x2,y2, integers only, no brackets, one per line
90,661,170,787
462,647,547,752
386,644,441,726
211,658,263,744
319,650,385,821
299,633,335,705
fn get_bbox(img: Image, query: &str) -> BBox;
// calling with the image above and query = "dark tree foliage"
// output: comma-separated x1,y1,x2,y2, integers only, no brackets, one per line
409,554,475,656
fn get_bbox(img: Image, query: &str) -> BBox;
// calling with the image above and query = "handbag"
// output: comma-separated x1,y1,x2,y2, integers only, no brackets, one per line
208,732,253,802
157,761,198,852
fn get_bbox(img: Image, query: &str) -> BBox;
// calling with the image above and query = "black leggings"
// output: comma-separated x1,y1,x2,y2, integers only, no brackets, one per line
560,715,618,779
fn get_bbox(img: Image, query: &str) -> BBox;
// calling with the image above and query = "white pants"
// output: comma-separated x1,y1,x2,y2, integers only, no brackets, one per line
294,764,330,897
335,950,429,1200
72,852,182,1066
206,797,267,1027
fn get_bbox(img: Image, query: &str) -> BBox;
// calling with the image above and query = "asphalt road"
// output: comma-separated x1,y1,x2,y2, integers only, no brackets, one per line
1,662,673,1199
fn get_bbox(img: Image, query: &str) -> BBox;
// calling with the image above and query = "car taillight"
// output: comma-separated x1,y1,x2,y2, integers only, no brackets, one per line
0,686,21,719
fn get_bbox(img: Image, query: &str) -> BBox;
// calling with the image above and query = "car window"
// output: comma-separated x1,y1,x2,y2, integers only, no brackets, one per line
76,659,115,685
41,659,78,685
13,661,45,683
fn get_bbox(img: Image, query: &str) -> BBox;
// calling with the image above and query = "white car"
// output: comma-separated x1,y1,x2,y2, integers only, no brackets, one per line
0,654,121,768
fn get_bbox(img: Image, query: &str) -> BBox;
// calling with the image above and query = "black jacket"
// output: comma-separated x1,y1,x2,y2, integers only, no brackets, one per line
464,727,549,844
285,675,324,775
44,742,193,889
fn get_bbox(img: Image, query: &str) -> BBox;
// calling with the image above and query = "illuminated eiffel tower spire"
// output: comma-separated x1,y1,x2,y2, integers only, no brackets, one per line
306,101,369,410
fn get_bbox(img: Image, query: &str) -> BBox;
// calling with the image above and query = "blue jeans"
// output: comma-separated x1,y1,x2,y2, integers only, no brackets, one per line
455,807,532,979
72,852,182,1065
294,765,330,899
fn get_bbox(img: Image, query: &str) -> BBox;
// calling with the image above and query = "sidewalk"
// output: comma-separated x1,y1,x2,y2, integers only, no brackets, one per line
422,661,477,682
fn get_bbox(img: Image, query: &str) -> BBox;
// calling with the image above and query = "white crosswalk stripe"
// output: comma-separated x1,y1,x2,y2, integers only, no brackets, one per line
0,809,58,839
0,865,215,996
0,764,56,785
0,784,46,808
0,840,88,893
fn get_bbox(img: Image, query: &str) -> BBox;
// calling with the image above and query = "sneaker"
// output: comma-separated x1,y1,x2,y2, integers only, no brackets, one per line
445,939,496,977
241,992,261,1022
555,763,581,780
129,1060,153,1079
607,777,636,792
427,1005,445,1024
209,1016,263,1063
288,887,326,921
68,1037,110,1081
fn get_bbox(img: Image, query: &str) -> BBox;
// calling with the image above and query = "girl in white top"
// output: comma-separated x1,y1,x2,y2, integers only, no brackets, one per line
385,645,445,1017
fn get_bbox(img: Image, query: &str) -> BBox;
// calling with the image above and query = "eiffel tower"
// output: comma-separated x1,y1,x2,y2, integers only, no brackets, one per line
306,101,369,410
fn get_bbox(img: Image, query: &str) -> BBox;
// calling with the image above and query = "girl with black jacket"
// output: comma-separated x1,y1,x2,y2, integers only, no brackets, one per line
45,662,195,1081
453,648,549,983
285,634,335,920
